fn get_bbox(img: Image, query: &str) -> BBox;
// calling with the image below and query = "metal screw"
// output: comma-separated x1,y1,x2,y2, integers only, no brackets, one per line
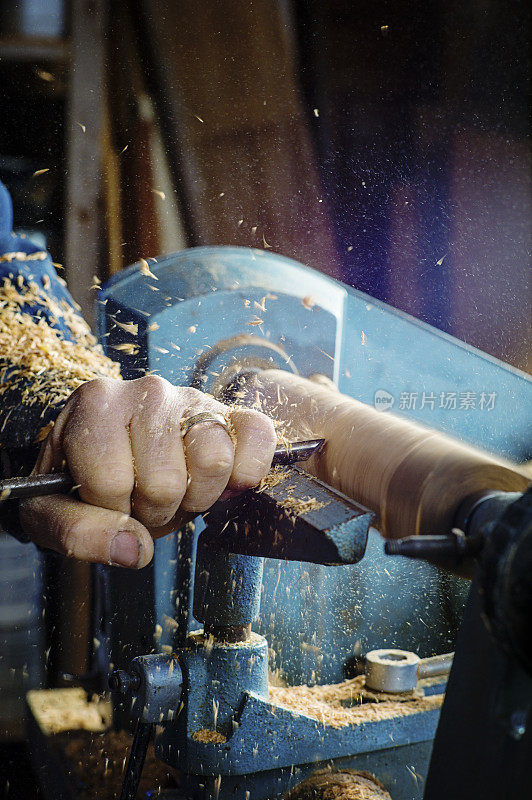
108,669,141,695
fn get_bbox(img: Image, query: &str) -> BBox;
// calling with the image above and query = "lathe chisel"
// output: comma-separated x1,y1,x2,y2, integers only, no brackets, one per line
0,438,325,502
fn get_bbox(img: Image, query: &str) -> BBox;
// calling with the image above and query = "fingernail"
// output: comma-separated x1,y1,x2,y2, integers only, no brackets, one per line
110,531,140,568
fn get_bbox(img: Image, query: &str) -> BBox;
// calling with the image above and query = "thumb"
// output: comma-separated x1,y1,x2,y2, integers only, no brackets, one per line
19,494,154,568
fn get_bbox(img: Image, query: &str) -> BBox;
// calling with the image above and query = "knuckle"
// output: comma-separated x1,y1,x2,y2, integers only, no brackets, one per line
56,517,87,556
255,414,277,447
81,468,134,501
193,448,233,479
137,374,171,403
178,386,211,415
182,386,205,404
232,466,263,490
137,472,186,506
64,380,115,431
75,377,115,408
235,408,277,446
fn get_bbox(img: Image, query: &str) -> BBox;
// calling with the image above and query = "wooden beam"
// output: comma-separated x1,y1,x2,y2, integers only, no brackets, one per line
65,0,105,323
0,37,69,63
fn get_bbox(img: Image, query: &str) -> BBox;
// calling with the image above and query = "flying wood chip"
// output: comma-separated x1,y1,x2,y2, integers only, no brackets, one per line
139,258,158,280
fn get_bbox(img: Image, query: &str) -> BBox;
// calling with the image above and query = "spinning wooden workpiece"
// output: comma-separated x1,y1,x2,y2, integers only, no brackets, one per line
238,369,529,540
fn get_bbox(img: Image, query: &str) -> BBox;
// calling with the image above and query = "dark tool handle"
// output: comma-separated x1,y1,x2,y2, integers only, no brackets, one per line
120,720,153,800
0,439,324,502
0,472,74,499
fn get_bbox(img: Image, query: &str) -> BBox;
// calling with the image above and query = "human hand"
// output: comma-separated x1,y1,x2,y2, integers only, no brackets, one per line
19,375,276,568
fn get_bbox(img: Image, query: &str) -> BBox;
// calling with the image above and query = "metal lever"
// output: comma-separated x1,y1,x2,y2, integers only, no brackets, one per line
119,720,153,800
109,654,183,800
364,649,454,693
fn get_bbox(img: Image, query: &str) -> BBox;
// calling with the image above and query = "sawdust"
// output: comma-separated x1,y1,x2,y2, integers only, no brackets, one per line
269,675,443,729
0,277,120,439
26,688,111,735
29,688,174,798
257,465,290,491
0,251,47,262
279,494,329,516
192,728,227,744
54,729,175,799
284,769,391,799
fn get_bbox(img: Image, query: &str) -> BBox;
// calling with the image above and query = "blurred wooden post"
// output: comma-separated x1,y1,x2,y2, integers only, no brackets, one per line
65,0,105,323
58,0,107,681
131,0,341,277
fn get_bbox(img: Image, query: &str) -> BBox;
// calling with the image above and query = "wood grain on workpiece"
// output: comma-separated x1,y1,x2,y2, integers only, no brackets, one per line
244,370,529,540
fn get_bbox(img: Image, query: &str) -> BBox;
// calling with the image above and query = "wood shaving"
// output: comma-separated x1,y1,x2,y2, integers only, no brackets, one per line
0,251,47,262
247,316,263,326
257,466,290,491
270,676,443,729
139,257,158,280
112,319,138,336
110,343,139,355
35,420,54,443
302,295,316,310
37,70,55,83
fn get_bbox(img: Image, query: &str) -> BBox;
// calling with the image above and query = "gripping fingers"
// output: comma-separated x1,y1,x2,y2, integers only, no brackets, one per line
128,379,188,528
52,379,135,515
180,421,235,511
19,494,154,568
227,408,277,490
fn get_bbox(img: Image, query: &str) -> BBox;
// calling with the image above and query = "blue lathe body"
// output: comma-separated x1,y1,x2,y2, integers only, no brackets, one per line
97,247,532,799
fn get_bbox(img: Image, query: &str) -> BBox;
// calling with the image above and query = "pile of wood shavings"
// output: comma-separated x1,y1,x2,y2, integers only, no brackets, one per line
54,729,175,800
269,675,443,729
257,465,290,491
0,278,120,430
27,688,110,734
192,728,227,744
284,768,391,800
279,494,329,516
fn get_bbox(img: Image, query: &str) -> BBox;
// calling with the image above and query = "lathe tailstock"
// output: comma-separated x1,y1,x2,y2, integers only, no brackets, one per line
79,246,530,800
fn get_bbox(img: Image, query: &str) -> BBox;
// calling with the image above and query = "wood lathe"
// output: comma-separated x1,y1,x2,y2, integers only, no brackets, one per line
25,247,531,800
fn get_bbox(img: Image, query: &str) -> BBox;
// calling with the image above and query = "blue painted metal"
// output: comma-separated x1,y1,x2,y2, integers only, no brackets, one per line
155,626,444,798
194,548,263,628
159,671,442,775
99,246,531,798
166,632,269,739
175,741,435,800
0,180,13,233
201,466,374,566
